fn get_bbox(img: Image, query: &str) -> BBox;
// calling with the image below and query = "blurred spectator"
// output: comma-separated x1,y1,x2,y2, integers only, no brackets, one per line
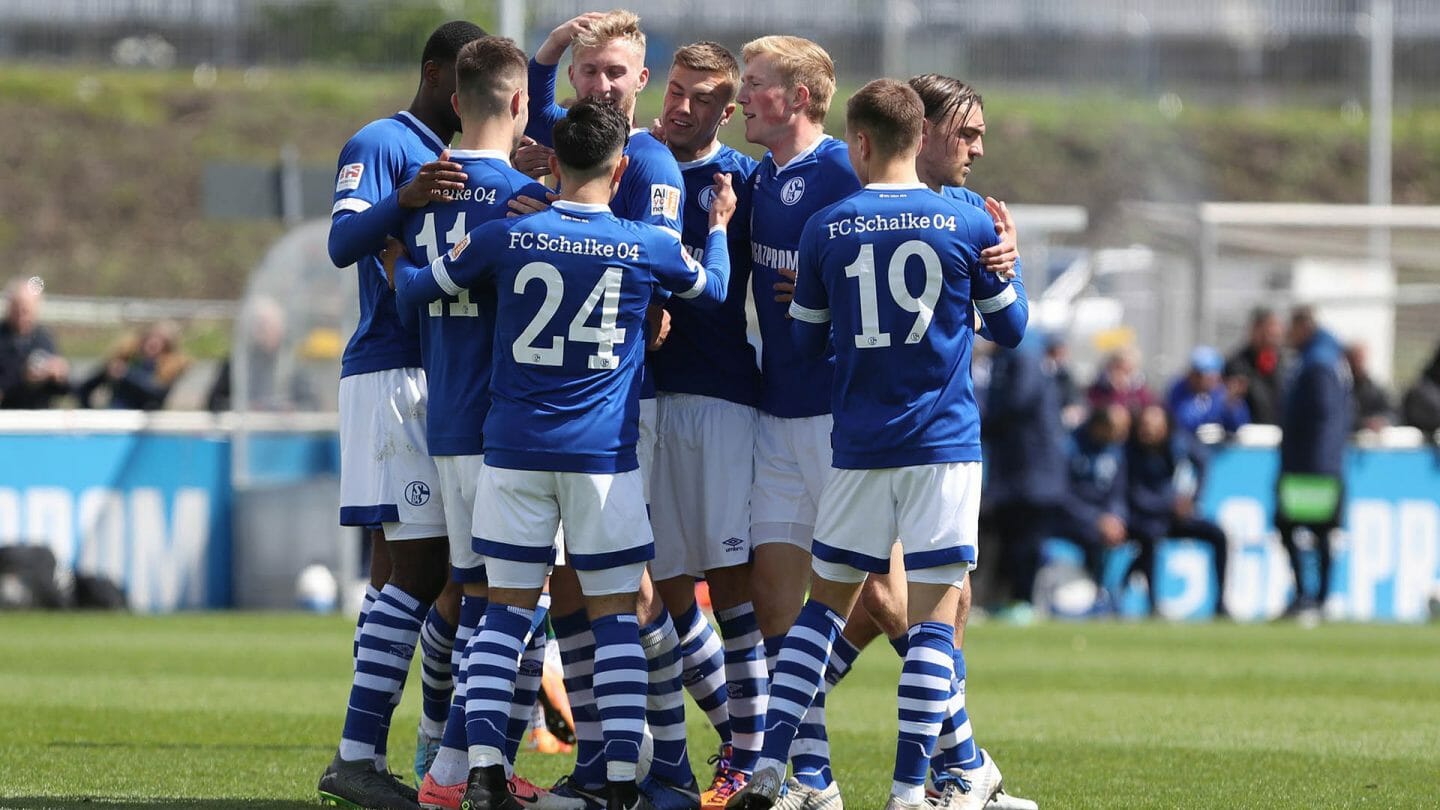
1125,404,1230,618
1275,307,1351,623
1402,343,1440,436
1344,343,1393,431
1166,345,1249,435
208,296,315,411
1224,306,1288,425
984,335,1068,606
1044,333,1086,429
1086,347,1156,413
1054,404,1131,594
0,277,70,409
77,321,190,410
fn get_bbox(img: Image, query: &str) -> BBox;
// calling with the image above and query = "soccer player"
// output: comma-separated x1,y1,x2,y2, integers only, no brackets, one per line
320,20,484,810
737,35,858,807
729,78,1026,810
646,42,768,809
817,75,1038,810
520,12,704,808
390,99,738,810
385,36,569,810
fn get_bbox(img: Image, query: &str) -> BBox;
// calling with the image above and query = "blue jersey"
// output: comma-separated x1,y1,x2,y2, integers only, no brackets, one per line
650,144,762,406
398,151,551,456
526,60,684,398
789,184,1027,469
750,136,861,417
329,112,443,378
392,201,733,474
941,184,1029,337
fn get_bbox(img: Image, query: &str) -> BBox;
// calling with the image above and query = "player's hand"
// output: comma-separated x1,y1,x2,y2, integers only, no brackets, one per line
707,172,737,229
649,116,667,144
981,197,1018,280
773,266,797,310
514,137,554,180
646,304,671,351
537,12,606,64
508,192,558,217
398,150,467,208
380,236,405,290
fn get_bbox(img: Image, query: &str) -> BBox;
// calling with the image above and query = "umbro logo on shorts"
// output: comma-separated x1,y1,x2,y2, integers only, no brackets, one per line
723,536,744,551
404,481,431,506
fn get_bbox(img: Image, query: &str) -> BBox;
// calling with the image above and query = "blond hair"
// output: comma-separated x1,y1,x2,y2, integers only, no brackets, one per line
741,35,835,123
573,9,646,57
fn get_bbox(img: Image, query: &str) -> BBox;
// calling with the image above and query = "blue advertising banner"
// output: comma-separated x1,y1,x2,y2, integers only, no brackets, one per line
0,432,232,612
1102,445,1440,622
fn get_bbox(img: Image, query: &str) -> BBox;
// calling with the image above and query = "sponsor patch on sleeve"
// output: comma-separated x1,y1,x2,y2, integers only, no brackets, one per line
448,234,471,261
650,184,681,220
336,163,364,192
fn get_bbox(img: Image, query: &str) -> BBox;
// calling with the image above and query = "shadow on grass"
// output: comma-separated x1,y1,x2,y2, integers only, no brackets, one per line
48,741,331,753
0,795,313,801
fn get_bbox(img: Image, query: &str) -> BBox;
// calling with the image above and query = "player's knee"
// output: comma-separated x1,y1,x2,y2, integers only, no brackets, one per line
387,539,450,601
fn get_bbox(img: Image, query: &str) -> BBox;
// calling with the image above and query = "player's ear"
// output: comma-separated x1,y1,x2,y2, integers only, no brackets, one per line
422,60,441,88
511,87,524,118
720,101,736,127
611,154,631,188
451,92,461,118
636,65,650,93
791,83,811,118
547,153,561,179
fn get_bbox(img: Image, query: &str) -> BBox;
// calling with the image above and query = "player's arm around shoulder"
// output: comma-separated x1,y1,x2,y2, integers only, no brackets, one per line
787,211,833,359
956,200,1027,348
646,172,738,309
392,217,507,309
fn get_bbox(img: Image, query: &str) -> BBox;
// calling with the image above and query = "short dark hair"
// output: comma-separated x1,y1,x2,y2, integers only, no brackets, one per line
846,78,925,157
1249,306,1276,326
673,41,740,89
456,36,527,118
421,20,486,68
553,99,630,176
907,73,983,131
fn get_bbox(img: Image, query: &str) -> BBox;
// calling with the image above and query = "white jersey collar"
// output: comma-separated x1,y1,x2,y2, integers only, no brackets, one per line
447,149,512,165
396,110,446,152
774,134,831,175
865,182,927,190
675,142,724,171
553,200,612,214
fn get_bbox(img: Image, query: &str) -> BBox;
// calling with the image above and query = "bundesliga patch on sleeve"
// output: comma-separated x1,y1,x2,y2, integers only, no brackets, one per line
650,184,681,220
448,234,470,261
336,163,364,192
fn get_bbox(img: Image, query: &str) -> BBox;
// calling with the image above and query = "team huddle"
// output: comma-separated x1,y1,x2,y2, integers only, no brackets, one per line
319,10,1034,810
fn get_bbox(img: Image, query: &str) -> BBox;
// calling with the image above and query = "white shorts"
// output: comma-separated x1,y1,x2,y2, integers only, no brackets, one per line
473,464,653,595
650,393,757,580
436,454,486,582
338,368,445,538
638,397,658,503
750,413,833,549
810,462,982,587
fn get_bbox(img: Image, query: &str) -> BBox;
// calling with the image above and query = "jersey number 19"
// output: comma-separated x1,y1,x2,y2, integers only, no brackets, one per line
843,239,942,348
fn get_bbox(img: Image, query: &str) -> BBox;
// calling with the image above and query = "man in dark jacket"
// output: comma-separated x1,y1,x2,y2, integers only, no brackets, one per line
0,277,69,409
984,334,1068,605
1054,404,1131,590
1402,342,1440,437
1126,404,1230,617
1276,307,1351,623
1225,307,1288,425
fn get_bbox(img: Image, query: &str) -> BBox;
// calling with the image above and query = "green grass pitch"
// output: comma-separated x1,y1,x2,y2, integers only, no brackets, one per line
1,613,1437,809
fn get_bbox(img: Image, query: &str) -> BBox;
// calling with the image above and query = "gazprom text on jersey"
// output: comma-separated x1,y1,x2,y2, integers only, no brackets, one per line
824,212,958,239
508,231,642,260
751,242,799,271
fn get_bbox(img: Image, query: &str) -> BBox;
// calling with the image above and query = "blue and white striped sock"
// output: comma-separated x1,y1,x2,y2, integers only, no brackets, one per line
465,603,532,770
823,635,862,689
893,622,955,804
933,647,981,776
717,602,767,774
339,584,427,764
591,613,648,783
431,596,486,786
753,601,844,775
640,610,694,785
418,605,457,738
505,624,547,770
791,689,832,789
676,601,731,747
353,584,379,663
554,609,606,788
